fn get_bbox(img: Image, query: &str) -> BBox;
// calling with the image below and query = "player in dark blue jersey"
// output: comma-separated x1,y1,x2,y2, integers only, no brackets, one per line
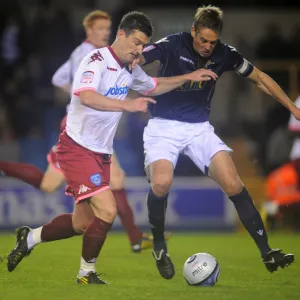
140,5,297,279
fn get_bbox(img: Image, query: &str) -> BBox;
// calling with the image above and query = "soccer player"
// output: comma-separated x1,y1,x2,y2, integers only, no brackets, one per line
139,5,297,279
0,10,161,253
5,11,217,284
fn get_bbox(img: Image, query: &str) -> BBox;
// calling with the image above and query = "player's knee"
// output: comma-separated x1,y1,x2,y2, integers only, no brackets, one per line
93,200,117,223
110,169,125,190
223,177,243,196
100,204,117,222
152,178,172,197
118,167,125,179
72,220,89,234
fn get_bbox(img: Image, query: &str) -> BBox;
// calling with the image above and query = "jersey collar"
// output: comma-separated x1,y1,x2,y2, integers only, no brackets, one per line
107,46,124,68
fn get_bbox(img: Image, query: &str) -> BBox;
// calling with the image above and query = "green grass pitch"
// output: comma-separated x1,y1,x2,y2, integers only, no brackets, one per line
0,232,299,300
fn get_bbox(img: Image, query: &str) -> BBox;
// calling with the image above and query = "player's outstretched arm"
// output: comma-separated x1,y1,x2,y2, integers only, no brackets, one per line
247,67,300,120
80,90,156,113
146,68,217,96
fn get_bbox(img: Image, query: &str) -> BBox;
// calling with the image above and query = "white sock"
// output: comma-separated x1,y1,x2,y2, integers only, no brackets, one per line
27,226,43,250
78,257,97,277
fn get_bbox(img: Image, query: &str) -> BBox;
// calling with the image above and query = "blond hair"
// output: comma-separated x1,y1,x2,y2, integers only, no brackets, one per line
83,10,110,29
194,5,223,34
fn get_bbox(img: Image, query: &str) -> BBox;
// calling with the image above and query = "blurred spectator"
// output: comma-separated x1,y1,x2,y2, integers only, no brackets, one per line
0,98,13,141
265,158,300,232
255,22,289,94
265,123,292,173
288,94,300,160
256,23,287,59
287,24,300,59
110,0,137,41
31,2,74,87
0,14,28,85
1,64,41,138
265,94,300,231
250,23,294,174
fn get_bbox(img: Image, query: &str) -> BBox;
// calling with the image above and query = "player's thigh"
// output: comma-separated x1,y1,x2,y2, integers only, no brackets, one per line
90,188,117,223
56,132,111,203
143,119,181,170
184,125,231,175
184,128,242,195
72,200,94,233
208,151,243,196
40,164,65,193
41,148,65,193
110,153,125,190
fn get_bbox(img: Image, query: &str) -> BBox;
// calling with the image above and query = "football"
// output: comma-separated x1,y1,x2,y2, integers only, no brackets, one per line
183,253,220,286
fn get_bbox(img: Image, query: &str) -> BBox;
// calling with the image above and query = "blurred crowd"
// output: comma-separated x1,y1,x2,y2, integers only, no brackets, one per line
0,1,75,169
0,0,300,178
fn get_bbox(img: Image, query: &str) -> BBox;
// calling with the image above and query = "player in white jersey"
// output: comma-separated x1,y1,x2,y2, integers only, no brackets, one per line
6,11,217,284
42,10,111,193
288,95,300,160
51,10,163,252
0,10,163,253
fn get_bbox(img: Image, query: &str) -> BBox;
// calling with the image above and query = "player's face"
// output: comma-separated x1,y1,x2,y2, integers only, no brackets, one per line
88,18,111,48
191,27,219,58
118,30,150,64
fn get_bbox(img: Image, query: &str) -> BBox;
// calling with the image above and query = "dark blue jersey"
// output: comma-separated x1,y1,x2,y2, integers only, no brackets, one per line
142,32,254,123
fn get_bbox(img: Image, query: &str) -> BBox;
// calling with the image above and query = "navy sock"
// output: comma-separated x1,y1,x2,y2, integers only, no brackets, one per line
147,188,168,252
229,187,271,257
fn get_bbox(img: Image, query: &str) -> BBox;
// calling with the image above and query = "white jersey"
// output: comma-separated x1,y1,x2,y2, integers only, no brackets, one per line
52,41,96,89
288,96,300,159
67,46,157,154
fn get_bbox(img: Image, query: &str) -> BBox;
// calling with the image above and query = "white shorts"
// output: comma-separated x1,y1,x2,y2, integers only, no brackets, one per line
143,118,232,175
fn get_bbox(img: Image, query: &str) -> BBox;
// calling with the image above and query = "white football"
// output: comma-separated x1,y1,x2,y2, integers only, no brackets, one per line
183,253,220,286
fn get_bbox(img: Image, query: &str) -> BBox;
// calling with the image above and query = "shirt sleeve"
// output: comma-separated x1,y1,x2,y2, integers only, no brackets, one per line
225,45,254,77
289,96,300,132
52,60,72,87
142,35,177,65
130,65,157,95
73,49,106,96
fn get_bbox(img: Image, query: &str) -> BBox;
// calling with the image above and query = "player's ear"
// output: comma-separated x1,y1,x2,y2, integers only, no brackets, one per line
86,26,92,37
117,29,126,40
191,26,196,38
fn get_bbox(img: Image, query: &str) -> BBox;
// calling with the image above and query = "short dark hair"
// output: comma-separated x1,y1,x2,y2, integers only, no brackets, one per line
194,5,223,35
118,11,153,38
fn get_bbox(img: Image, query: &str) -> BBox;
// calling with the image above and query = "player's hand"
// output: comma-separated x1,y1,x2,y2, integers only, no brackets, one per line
292,107,300,121
123,97,156,112
185,69,218,82
128,54,145,71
